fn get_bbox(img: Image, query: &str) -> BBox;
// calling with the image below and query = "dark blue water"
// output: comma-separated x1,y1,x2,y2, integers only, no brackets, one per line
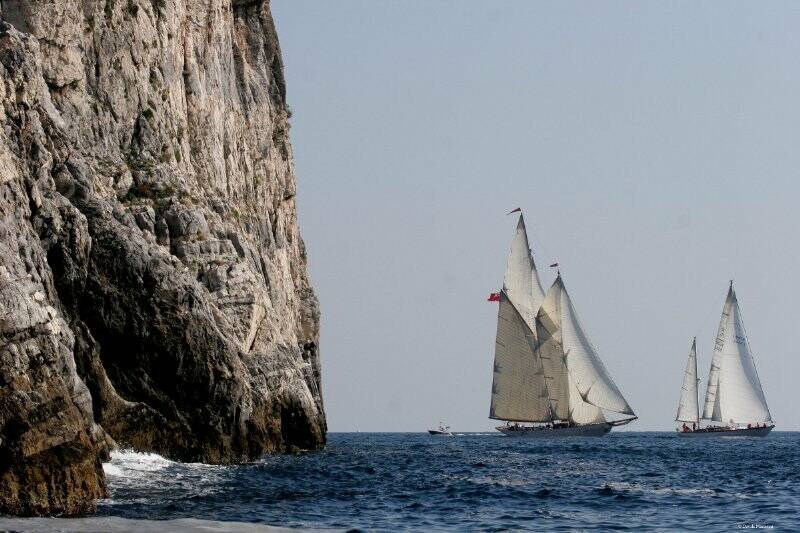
97,432,799,531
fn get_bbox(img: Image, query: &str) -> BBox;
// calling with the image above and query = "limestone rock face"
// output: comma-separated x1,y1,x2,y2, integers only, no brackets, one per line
0,0,324,516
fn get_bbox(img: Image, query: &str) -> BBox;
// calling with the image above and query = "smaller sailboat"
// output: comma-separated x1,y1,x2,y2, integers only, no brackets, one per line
428,422,453,436
675,338,701,433
676,282,774,437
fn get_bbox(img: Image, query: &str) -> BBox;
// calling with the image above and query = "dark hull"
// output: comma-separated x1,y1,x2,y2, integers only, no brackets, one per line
427,430,452,436
497,422,612,438
677,426,773,438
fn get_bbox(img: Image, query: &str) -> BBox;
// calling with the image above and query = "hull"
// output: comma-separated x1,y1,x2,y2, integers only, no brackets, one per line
428,430,452,436
497,422,612,438
677,426,773,438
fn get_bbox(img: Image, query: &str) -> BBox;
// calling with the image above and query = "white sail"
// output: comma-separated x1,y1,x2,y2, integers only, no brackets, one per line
708,286,771,424
503,214,546,331
701,291,730,419
536,282,604,424
675,338,699,423
489,291,552,422
567,375,606,424
556,277,635,416
535,283,571,421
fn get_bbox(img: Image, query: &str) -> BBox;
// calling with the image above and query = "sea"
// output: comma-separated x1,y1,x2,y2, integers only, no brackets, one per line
2,432,798,532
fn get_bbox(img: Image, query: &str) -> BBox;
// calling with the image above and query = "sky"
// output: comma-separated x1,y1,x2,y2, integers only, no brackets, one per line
271,1,800,432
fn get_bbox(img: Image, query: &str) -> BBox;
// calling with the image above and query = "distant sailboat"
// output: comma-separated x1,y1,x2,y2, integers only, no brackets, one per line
675,338,700,430
677,282,774,437
489,214,636,437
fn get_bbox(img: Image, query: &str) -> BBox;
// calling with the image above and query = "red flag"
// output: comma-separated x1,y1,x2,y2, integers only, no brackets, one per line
549,263,559,268
487,292,501,302
506,207,521,215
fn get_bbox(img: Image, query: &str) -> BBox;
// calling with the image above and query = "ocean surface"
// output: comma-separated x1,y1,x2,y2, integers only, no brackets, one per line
8,432,800,532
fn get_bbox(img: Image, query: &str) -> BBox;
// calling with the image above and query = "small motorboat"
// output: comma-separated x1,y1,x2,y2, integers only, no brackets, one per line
428,422,453,436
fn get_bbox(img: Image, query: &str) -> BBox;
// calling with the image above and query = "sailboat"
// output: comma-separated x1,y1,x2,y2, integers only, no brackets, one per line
676,282,774,437
489,214,636,437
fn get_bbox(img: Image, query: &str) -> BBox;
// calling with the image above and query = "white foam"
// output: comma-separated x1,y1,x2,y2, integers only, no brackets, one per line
103,449,175,477
604,481,759,499
101,449,228,505
451,474,528,487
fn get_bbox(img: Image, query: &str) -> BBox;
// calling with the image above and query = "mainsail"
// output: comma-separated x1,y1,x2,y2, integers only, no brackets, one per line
675,338,699,423
489,291,552,422
502,214,546,331
537,276,634,418
702,284,771,424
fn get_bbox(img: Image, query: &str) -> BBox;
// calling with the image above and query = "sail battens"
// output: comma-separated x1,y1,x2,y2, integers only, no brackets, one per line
700,286,772,424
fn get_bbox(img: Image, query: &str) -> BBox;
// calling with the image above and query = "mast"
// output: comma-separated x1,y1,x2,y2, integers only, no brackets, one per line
676,338,699,424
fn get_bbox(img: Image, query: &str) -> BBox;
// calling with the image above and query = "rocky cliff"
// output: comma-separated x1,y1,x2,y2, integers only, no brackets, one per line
0,0,325,516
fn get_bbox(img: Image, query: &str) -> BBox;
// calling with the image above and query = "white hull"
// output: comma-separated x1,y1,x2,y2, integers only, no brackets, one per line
677,426,773,438
497,422,612,438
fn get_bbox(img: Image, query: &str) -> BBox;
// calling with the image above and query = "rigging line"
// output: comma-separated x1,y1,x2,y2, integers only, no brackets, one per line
522,217,556,265
693,290,720,347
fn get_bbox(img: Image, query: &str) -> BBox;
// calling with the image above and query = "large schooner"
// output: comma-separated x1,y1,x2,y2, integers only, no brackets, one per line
676,282,774,437
489,214,636,437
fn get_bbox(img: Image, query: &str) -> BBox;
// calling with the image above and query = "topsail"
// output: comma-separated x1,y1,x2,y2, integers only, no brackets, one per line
701,285,771,424
502,215,545,331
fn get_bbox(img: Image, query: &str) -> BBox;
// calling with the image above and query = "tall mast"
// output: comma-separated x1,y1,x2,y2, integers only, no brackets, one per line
694,337,700,424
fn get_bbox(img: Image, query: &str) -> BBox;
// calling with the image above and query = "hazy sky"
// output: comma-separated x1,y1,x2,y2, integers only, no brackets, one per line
271,1,800,432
